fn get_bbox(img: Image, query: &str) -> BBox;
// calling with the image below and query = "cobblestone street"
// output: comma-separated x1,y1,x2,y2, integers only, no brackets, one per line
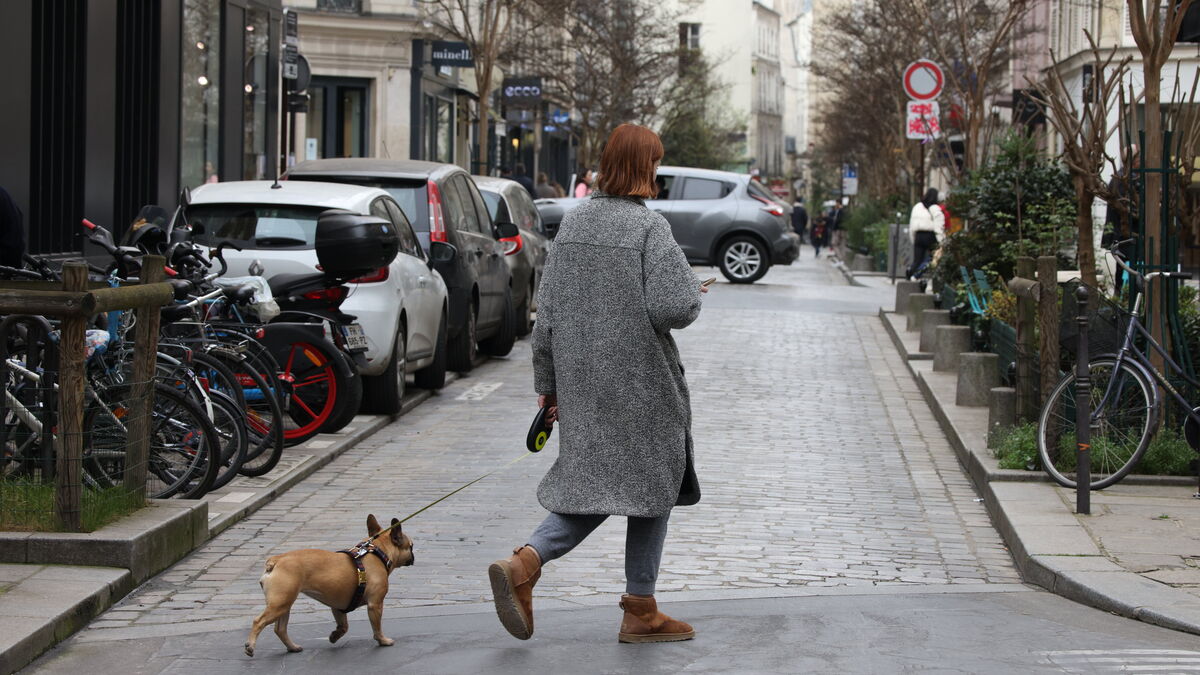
29,254,1200,673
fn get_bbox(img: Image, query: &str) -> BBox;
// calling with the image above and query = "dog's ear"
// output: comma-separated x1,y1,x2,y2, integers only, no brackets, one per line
390,518,402,542
367,514,382,536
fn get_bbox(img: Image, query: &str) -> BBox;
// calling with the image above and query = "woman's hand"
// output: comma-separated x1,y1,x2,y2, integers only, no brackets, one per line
700,284,709,294
538,394,558,427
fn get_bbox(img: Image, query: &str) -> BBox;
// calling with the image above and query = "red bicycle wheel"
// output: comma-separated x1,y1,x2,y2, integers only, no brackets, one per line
279,341,340,443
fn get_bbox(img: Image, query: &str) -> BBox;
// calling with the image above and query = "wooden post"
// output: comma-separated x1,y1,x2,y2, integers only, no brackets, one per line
124,256,165,496
1037,256,1060,408
1015,257,1038,422
55,263,87,531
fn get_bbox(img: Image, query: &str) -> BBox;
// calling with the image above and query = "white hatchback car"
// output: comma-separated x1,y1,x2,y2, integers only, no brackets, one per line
188,180,449,414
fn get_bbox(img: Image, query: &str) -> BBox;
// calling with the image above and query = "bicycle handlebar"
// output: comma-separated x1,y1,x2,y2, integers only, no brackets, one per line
1107,238,1192,283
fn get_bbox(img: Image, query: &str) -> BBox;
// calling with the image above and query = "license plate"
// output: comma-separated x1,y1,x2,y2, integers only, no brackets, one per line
341,324,369,352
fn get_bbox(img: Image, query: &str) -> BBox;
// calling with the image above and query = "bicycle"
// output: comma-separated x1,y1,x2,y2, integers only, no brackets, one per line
1037,239,1198,489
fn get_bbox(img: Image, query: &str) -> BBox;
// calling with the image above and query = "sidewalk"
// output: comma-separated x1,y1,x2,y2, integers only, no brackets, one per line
878,300,1200,636
0,378,448,675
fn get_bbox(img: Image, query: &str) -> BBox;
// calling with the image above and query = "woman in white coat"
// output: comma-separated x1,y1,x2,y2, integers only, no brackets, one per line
907,188,945,279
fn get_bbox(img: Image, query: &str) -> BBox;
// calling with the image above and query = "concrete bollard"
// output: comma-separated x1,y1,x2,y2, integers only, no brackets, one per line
987,387,1017,448
905,294,936,332
934,325,972,372
956,352,1000,407
895,280,921,314
919,310,951,353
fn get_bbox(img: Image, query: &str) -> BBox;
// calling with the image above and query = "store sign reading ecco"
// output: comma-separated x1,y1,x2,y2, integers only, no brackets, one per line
503,77,542,106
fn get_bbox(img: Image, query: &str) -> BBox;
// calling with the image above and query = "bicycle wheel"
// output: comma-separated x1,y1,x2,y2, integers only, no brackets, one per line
202,389,248,491
275,339,348,445
1037,358,1157,489
191,351,247,409
208,350,284,477
84,383,220,499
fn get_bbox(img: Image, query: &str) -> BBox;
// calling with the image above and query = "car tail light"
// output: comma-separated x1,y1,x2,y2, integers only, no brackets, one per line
301,287,349,303
428,181,447,243
349,267,390,283
501,233,523,256
750,192,785,217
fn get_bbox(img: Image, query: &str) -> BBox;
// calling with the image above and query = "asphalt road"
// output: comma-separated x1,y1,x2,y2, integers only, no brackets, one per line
26,252,1200,674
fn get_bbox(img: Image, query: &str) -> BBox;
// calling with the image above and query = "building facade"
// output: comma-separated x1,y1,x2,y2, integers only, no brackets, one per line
0,0,284,254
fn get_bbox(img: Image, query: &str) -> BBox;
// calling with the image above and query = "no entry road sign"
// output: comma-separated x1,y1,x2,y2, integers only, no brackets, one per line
903,60,943,101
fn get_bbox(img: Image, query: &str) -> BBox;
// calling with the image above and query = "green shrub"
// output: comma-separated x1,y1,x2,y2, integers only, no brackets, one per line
991,422,1040,471
932,131,1075,290
1139,428,1195,476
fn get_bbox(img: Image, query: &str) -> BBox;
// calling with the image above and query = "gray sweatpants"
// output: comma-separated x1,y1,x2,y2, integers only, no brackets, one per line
527,511,671,596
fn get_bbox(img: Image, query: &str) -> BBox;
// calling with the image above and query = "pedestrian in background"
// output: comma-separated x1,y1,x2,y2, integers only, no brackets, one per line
831,201,847,256
535,172,557,199
907,188,945,280
574,169,594,198
549,180,566,198
810,214,828,258
489,123,704,645
513,163,536,198
791,197,808,243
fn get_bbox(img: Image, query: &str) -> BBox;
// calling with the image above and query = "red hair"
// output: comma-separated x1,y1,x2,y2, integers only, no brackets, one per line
597,124,664,199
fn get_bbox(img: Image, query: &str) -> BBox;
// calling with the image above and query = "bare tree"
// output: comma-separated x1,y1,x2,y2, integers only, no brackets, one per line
1025,31,1134,291
419,0,521,172
812,0,924,201
512,0,692,171
1128,0,1195,363
892,0,1032,177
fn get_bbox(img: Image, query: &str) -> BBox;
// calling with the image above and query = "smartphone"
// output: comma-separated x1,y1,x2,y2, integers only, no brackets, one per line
701,277,717,287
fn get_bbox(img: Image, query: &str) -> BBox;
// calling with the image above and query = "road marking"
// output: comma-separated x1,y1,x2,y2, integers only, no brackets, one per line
456,382,503,401
1038,650,1200,672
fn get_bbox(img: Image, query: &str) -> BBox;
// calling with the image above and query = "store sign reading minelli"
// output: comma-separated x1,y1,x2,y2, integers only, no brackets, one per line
503,77,542,107
431,41,474,68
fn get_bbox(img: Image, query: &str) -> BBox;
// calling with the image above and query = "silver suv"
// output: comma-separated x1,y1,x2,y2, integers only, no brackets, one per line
534,166,799,283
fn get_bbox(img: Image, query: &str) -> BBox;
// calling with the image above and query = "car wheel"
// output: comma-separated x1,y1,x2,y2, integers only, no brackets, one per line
515,281,534,337
447,299,478,372
364,322,406,415
414,311,448,390
718,236,769,284
319,350,364,433
479,287,517,357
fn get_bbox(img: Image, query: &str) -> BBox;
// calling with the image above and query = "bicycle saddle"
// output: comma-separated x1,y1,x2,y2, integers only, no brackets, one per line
224,283,258,304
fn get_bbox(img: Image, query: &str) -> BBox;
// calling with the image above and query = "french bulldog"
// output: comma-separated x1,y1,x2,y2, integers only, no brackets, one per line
244,514,415,656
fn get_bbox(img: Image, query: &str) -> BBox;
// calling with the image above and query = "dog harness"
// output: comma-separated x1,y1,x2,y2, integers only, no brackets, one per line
338,542,393,613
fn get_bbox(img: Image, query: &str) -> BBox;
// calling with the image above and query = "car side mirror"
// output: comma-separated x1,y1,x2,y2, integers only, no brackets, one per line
429,241,457,266
494,222,519,240
179,187,192,209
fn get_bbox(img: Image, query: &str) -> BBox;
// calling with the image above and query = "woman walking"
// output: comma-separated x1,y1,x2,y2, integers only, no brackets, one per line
488,124,705,644
574,168,594,198
907,188,945,280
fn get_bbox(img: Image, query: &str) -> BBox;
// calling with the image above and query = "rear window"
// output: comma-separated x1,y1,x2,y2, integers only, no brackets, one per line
287,175,429,232
190,205,325,249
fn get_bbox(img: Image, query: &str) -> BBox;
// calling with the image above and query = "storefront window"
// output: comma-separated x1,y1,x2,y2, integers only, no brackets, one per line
180,0,221,187
436,99,452,163
244,8,270,179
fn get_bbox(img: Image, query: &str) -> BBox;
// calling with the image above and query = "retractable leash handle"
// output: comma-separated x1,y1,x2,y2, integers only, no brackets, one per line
526,405,553,452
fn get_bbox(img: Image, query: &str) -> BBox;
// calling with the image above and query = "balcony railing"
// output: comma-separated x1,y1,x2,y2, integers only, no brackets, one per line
317,0,362,14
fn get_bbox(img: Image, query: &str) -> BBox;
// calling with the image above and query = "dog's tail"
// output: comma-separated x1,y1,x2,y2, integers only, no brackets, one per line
260,556,279,589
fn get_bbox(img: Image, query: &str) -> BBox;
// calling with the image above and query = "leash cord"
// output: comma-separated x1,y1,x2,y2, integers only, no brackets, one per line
370,451,535,540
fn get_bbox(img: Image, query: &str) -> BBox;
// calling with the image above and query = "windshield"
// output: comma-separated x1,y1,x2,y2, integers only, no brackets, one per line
190,205,325,249
287,175,429,231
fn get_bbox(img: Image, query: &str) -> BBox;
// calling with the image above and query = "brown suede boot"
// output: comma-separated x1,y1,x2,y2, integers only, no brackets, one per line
488,545,542,640
618,594,695,643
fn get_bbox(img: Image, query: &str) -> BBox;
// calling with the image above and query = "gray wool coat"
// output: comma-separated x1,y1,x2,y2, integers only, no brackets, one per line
532,192,703,518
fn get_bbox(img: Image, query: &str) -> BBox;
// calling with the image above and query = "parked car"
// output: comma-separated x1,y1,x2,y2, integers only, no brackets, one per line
472,175,551,336
188,180,450,415
286,159,519,372
534,166,799,283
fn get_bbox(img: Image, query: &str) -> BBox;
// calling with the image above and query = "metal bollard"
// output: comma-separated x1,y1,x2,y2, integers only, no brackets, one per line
1075,285,1090,515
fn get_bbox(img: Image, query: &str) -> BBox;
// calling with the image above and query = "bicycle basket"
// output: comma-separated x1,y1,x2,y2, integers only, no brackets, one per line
1058,279,1130,360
